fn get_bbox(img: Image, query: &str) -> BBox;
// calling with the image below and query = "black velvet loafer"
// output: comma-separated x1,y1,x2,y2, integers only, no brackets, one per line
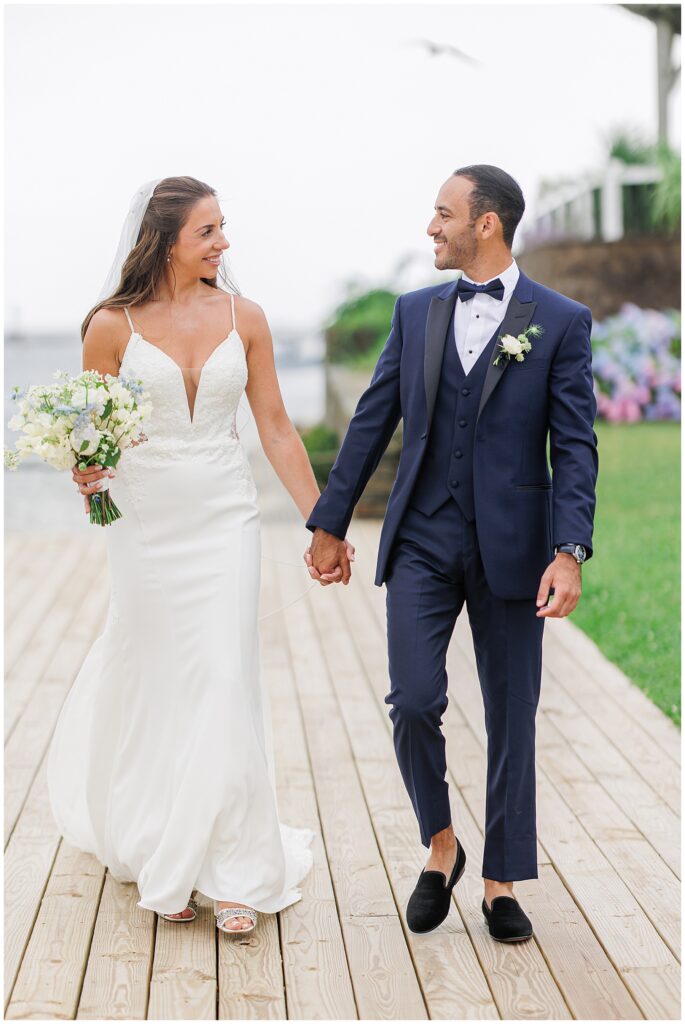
406,837,466,934
482,895,533,942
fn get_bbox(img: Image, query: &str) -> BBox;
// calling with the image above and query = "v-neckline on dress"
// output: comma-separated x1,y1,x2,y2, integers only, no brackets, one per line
125,329,245,426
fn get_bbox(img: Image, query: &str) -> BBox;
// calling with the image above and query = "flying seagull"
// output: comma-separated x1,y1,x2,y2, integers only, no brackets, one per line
411,38,482,67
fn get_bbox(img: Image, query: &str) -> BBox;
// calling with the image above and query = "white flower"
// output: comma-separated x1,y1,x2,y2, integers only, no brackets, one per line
70,423,102,457
107,381,133,407
15,435,38,453
4,448,22,470
493,324,542,366
500,334,524,356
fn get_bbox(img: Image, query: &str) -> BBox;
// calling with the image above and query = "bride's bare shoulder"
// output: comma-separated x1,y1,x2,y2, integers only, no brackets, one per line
231,297,271,358
233,294,269,330
84,306,131,373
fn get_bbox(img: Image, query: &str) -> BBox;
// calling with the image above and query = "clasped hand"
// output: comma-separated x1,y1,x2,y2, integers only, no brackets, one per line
303,528,355,586
304,538,582,611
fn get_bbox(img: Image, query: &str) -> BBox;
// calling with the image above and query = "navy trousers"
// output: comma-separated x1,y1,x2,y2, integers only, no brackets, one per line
384,498,545,881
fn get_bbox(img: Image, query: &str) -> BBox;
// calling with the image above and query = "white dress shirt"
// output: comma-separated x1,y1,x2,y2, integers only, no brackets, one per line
454,258,520,374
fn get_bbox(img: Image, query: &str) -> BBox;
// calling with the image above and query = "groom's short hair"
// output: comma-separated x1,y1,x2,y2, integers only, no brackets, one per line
453,165,525,249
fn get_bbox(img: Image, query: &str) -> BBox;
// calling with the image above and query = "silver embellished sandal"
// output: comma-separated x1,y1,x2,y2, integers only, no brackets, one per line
213,900,257,934
158,892,198,923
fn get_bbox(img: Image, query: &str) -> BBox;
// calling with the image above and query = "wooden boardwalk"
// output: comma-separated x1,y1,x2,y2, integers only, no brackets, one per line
4,522,681,1020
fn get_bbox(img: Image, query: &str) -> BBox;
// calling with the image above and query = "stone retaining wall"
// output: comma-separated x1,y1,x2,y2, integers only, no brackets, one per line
517,236,680,319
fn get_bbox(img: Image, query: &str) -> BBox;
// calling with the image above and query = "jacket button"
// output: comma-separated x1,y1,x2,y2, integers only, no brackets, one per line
461,388,470,396
459,419,467,427
454,450,463,458
420,431,427,440
450,480,460,487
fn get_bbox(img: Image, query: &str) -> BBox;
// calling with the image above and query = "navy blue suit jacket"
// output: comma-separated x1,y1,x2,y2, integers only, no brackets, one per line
306,269,599,600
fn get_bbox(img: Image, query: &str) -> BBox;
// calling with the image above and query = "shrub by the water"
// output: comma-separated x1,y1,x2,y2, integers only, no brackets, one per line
298,423,340,489
325,289,399,364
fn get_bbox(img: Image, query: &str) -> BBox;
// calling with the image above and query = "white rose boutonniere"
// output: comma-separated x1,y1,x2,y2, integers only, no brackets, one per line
493,323,544,366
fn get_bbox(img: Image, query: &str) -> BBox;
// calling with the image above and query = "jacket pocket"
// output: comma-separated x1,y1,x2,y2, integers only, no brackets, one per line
514,483,552,491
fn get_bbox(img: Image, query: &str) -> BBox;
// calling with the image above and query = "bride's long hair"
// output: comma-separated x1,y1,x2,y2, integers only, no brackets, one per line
81,176,240,342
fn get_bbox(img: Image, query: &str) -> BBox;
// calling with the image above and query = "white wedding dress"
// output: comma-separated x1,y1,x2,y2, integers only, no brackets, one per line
47,294,314,915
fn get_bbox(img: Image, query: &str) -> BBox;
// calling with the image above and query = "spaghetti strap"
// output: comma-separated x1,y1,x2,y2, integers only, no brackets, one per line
230,292,236,333
123,307,135,333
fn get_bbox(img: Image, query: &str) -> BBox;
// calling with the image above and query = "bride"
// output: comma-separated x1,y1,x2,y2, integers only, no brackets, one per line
47,176,354,934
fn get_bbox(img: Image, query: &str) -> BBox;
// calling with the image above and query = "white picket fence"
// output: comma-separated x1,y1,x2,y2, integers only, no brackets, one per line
524,158,663,245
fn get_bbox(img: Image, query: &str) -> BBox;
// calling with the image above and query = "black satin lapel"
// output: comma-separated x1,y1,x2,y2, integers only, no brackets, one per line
476,297,538,421
424,291,458,433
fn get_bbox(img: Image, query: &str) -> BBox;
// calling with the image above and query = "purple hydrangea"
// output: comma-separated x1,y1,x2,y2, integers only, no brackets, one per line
592,303,680,422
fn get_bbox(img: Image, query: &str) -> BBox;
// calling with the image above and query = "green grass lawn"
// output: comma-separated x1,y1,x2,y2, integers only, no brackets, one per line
569,422,680,726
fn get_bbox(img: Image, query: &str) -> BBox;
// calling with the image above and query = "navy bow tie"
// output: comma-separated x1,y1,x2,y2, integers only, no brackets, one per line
456,277,505,302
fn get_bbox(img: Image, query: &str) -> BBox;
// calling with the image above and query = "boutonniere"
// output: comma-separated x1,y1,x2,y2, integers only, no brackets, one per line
493,323,544,366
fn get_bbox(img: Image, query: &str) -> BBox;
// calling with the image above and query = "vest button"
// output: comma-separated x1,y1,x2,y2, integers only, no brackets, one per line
454,450,463,458
450,480,460,487
459,419,467,427
461,388,470,396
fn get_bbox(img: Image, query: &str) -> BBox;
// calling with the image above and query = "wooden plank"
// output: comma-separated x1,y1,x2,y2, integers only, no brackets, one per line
528,631,679,813
538,656,680,877
147,895,216,1021
260,530,358,1020
3,532,32,580
347,518,646,1021
431,646,644,1020
550,615,680,765
4,762,62,1009
4,536,104,742
5,548,109,845
218,910,285,1020
4,535,57,628
77,873,155,1021
320,529,578,1022
4,535,115,1017
441,622,681,1019
272,539,428,1020
356,521,679,1017
4,532,23,563
449,630,680,951
288,526,507,1019
4,536,88,675
6,843,105,1019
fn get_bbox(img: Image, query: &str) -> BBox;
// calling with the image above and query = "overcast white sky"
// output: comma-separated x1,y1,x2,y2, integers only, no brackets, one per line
4,0,681,333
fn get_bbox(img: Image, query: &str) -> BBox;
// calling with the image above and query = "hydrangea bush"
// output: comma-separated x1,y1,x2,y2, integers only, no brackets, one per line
591,303,681,422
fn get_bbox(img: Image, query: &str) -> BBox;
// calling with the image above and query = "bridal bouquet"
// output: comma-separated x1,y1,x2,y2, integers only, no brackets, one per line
4,369,152,526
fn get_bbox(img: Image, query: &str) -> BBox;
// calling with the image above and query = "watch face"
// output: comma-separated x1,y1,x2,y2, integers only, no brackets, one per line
575,545,586,562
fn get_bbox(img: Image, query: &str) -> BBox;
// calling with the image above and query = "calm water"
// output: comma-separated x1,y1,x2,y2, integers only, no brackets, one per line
4,330,325,531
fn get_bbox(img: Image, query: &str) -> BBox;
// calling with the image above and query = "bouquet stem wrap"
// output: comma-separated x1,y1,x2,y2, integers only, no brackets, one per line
87,475,123,526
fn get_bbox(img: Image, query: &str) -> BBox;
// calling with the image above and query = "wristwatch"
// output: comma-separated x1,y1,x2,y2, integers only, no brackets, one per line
554,543,587,564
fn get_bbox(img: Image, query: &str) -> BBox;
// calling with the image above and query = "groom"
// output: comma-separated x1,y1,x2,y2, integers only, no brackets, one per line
305,165,598,940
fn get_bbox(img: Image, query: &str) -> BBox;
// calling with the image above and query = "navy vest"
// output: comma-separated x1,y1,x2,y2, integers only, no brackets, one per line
409,307,500,520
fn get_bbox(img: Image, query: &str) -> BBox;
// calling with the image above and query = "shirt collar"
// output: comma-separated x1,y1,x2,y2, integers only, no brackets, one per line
461,257,519,293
